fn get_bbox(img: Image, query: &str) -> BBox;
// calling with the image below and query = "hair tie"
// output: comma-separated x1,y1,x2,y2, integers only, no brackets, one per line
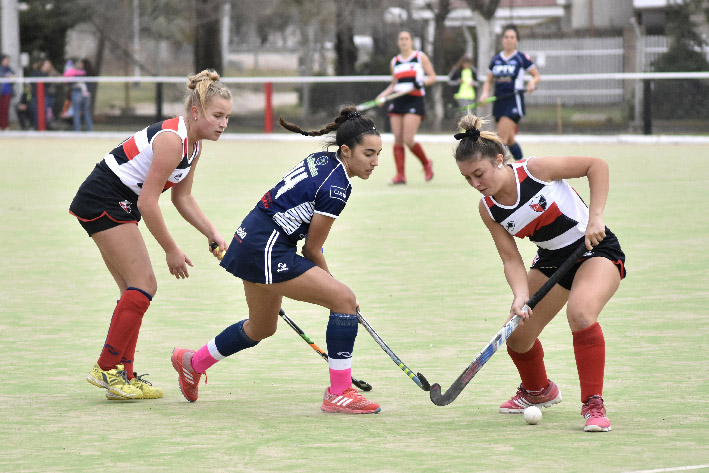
453,129,481,141
346,111,362,120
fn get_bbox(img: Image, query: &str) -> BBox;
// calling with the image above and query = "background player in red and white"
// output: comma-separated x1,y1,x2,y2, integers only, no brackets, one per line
479,24,540,161
376,30,435,184
70,69,232,400
453,114,626,432
171,107,383,414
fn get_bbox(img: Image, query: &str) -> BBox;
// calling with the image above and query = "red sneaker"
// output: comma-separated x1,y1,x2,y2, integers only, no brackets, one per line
424,160,434,182
171,348,202,402
499,380,562,413
390,174,406,185
582,395,612,432
321,387,381,414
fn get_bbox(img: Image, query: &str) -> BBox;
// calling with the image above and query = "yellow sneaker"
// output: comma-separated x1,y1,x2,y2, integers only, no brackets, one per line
87,363,142,399
105,373,163,400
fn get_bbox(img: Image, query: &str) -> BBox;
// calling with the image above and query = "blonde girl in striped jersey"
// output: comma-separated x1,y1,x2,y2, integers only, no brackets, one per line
70,70,232,400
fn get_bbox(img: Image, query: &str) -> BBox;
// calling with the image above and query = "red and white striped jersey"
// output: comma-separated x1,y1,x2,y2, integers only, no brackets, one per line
101,116,200,195
482,158,589,250
392,51,425,97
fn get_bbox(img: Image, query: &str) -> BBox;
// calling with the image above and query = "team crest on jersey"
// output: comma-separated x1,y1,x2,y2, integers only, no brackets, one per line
505,221,516,232
529,195,547,212
119,200,132,213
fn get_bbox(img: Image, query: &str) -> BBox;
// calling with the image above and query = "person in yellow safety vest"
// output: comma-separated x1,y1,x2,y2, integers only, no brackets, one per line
449,55,477,113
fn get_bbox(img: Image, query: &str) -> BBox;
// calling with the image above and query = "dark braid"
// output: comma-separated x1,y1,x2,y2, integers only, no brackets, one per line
279,105,379,151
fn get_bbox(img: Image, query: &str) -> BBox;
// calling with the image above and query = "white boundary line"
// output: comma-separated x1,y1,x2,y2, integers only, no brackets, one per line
3,131,709,145
625,465,709,473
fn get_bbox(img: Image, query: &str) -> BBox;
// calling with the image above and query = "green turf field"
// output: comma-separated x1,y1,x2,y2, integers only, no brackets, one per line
1,136,708,472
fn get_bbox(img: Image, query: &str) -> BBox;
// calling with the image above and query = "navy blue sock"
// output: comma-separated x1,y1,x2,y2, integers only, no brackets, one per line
326,312,358,363
509,142,523,160
214,319,259,357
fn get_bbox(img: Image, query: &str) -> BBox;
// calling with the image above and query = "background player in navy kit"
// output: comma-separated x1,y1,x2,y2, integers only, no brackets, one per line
376,30,435,184
479,25,540,161
70,70,232,400
453,114,626,432
172,106,383,414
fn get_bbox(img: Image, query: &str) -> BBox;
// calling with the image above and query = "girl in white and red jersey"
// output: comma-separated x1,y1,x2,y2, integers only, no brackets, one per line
376,30,436,184
453,114,626,432
70,70,232,401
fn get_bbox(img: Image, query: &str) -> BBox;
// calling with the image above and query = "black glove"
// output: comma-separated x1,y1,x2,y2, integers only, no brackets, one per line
414,79,425,90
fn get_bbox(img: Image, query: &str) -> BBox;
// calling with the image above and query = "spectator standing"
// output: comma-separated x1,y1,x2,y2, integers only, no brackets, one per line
1,54,16,130
63,58,94,131
449,55,478,114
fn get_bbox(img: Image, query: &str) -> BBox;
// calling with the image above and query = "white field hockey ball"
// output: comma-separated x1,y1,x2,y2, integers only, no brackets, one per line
524,406,542,425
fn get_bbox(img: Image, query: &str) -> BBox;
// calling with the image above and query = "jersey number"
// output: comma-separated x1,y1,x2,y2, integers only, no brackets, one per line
275,162,308,199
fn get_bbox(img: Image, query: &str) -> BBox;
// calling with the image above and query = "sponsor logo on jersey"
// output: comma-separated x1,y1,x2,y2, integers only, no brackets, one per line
493,64,518,75
261,192,273,209
330,186,347,202
119,200,132,213
306,154,330,176
529,195,547,212
174,172,183,180
273,202,315,235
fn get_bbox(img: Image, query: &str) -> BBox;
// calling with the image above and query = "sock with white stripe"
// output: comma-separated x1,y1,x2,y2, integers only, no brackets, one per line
326,312,358,395
191,320,259,373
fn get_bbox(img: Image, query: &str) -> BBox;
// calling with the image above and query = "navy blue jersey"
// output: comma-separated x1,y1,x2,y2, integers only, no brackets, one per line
488,50,535,98
257,151,352,242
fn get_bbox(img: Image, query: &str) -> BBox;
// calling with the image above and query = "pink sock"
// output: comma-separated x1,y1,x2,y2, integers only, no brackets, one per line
191,339,222,373
329,368,352,395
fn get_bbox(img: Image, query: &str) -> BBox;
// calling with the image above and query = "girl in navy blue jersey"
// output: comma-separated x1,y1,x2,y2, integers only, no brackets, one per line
479,25,540,161
453,114,626,432
172,106,383,414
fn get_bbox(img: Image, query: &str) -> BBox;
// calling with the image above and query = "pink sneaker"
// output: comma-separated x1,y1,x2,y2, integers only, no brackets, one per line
390,174,406,185
582,395,612,432
424,160,434,182
321,387,381,414
499,380,562,413
171,348,203,402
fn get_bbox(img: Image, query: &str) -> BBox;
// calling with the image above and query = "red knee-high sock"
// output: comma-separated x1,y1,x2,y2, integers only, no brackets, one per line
393,145,405,176
507,338,548,392
408,142,430,167
573,322,605,402
97,288,151,371
121,317,143,380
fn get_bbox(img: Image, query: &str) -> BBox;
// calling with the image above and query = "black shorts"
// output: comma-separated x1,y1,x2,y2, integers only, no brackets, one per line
69,163,141,236
530,229,627,290
387,94,425,117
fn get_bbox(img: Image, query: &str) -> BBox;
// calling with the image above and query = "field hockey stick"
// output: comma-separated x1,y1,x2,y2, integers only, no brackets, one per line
429,242,588,406
355,88,414,112
279,308,372,392
459,90,525,112
355,308,431,391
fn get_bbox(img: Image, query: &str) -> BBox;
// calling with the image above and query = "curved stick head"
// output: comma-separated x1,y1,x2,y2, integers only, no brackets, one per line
353,379,372,392
429,383,455,406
